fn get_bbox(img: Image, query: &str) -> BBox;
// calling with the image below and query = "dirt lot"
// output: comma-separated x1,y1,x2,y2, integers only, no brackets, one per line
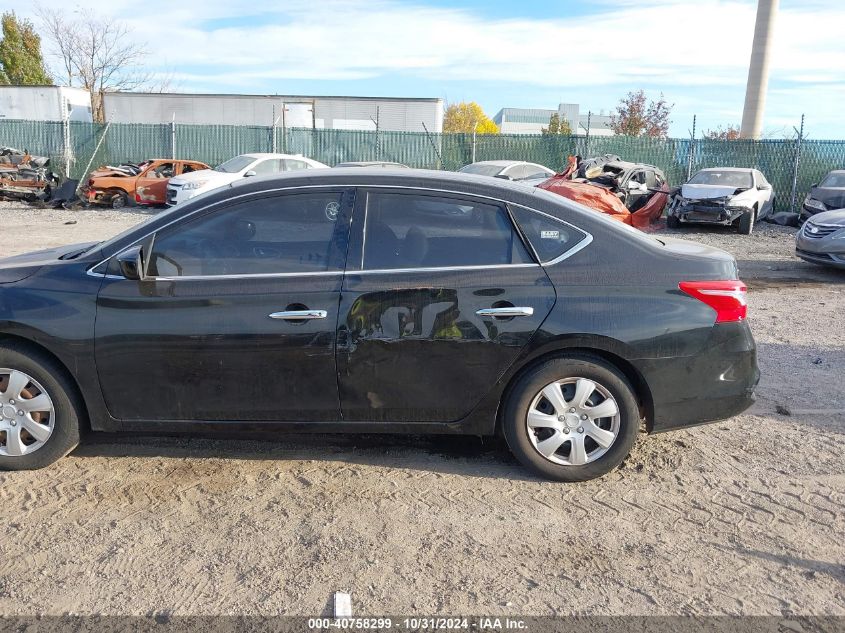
0,201,843,617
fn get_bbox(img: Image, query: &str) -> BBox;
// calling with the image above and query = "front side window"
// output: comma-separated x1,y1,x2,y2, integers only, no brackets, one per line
147,192,347,277
510,205,588,263
362,192,533,270
148,162,174,178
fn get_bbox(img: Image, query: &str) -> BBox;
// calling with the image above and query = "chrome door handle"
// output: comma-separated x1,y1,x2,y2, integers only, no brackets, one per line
269,310,328,320
476,307,534,318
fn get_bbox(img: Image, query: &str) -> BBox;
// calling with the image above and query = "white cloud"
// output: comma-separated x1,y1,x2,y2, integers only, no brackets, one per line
18,0,845,134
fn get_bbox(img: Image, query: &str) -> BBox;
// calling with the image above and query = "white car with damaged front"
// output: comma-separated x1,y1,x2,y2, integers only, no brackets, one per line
166,153,329,205
667,168,774,235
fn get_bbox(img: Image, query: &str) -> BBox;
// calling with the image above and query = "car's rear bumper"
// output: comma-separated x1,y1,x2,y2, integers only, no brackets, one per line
633,321,759,433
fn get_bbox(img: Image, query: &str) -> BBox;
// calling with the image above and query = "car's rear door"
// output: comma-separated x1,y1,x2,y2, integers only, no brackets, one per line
94,188,354,423
336,188,556,423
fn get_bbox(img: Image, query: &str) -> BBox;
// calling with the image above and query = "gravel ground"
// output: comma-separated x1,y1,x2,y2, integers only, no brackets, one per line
0,201,843,617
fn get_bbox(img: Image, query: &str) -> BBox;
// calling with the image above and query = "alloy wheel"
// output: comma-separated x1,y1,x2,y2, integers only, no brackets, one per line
0,369,56,457
525,377,620,466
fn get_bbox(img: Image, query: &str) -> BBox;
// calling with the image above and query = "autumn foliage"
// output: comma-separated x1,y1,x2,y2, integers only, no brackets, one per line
443,102,499,134
609,90,673,138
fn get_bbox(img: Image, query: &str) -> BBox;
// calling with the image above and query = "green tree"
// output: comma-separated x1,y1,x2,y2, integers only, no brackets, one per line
609,90,673,138
541,113,572,136
0,12,52,85
443,102,499,134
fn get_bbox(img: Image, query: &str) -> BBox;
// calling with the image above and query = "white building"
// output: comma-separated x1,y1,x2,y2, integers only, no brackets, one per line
103,92,444,133
0,86,93,122
493,103,613,136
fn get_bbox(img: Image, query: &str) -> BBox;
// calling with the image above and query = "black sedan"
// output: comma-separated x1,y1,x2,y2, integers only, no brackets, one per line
800,170,845,223
0,169,759,481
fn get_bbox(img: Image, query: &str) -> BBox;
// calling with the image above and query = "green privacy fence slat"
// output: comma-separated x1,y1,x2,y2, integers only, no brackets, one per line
2,118,844,211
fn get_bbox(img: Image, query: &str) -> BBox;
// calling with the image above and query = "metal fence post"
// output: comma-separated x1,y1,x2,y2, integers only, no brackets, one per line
789,114,805,214
687,115,696,180
170,115,176,159
61,96,73,178
472,125,477,164
585,111,591,157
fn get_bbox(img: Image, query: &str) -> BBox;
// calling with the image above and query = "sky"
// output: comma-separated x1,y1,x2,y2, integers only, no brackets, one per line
14,0,845,138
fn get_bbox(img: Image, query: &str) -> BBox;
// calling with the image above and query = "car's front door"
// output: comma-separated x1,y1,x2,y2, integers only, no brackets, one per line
135,161,175,205
337,189,556,423
94,189,354,422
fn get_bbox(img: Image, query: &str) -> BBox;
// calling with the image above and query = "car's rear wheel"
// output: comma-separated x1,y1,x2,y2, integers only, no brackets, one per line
503,355,640,481
0,344,82,471
110,190,128,209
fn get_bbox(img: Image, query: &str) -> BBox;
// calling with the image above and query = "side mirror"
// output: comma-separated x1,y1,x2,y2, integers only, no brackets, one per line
243,170,257,178
116,245,143,280
811,183,818,189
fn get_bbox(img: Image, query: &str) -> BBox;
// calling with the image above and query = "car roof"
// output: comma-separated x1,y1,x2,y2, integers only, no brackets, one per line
466,160,541,167
240,153,308,159
335,161,408,167
697,167,753,173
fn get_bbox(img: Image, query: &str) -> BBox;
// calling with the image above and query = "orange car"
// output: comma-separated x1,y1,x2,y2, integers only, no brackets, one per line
538,156,670,229
86,159,209,209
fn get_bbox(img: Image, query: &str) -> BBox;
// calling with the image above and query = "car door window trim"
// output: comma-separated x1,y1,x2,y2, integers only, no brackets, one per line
87,183,593,278
508,203,594,266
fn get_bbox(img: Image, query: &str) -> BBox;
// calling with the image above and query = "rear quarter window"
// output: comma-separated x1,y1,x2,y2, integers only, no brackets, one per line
510,205,589,263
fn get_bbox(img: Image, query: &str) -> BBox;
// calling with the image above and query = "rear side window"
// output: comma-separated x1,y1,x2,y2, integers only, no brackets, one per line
510,206,588,263
362,192,533,270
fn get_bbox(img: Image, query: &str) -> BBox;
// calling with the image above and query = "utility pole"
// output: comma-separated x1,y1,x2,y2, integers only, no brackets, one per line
740,0,779,139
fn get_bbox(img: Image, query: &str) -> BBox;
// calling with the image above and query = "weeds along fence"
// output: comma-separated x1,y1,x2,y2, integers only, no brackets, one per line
2,118,844,211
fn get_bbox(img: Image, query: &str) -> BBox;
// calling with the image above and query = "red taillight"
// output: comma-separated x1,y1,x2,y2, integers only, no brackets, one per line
679,280,747,323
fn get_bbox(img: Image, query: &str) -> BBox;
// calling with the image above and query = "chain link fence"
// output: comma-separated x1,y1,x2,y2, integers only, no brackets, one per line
2,118,843,211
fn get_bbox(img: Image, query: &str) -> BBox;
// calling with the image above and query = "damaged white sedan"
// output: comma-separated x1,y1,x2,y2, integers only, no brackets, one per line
667,168,775,234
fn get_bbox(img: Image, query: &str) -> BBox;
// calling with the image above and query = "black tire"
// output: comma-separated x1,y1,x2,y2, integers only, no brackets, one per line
737,207,756,235
111,191,128,209
666,214,681,229
0,342,83,470
502,355,640,482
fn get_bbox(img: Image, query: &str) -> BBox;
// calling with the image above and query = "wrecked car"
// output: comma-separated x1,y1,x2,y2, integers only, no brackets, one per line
800,170,845,223
667,168,774,235
85,159,209,209
537,156,670,229
0,147,60,202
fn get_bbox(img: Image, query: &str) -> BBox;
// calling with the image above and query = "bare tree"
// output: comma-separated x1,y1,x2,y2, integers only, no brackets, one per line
36,6,154,121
